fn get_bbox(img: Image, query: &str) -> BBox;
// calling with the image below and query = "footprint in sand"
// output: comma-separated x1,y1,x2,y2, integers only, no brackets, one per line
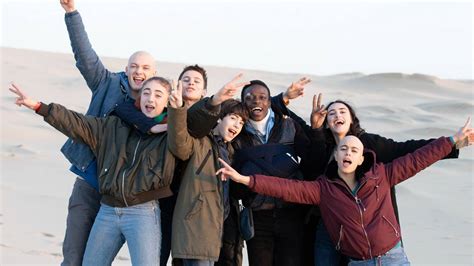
41,232,55,238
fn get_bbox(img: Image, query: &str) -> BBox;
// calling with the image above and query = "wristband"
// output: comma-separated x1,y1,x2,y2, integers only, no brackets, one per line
33,102,41,112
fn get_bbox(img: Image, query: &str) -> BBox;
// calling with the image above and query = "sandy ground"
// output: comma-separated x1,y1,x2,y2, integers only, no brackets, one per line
1,47,473,265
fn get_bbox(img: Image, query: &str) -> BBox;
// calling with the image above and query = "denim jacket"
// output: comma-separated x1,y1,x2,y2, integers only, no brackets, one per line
61,11,133,187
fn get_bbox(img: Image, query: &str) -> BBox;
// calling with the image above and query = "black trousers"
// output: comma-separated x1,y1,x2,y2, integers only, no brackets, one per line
246,208,305,266
61,178,101,266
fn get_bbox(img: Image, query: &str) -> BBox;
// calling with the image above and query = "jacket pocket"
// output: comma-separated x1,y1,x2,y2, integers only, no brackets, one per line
335,225,344,251
185,193,204,220
382,215,400,237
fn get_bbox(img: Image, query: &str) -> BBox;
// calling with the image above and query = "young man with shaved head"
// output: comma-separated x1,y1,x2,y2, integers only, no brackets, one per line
59,1,157,265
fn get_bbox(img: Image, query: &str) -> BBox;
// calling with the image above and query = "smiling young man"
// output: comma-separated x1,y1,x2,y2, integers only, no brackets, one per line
166,75,249,266
59,1,157,265
230,80,310,266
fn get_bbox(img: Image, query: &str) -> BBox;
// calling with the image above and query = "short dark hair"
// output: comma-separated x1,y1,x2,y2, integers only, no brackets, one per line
324,100,365,140
178,64,208,90
220,99,249,122
240,80,271,101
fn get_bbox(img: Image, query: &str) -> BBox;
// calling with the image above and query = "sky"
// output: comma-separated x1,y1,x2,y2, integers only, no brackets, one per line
1,0,472,79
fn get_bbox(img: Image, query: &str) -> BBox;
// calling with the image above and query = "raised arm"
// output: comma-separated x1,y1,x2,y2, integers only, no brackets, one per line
9,83,103,152
216,158,322,205
61,0,108,92
187,73,248,138
361,133,459,163
386,118,473,186
167,81,195,160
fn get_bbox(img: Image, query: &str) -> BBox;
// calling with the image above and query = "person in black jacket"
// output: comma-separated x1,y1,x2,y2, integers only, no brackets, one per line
271,85,460,265
231,80,310,266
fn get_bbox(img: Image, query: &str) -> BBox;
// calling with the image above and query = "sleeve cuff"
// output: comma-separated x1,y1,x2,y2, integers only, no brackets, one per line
35,102,50,117
65,10,79,17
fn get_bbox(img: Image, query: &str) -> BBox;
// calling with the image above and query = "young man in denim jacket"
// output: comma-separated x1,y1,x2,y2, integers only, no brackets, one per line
59,1,157,264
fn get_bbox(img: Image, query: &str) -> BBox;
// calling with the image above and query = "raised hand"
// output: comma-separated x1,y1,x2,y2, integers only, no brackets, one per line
168,80,183,108
60,0,76,13
310,93,328,129
9,83,40,110
283,77,311,103
210,73,249,106
452,117,474,149
215,158,251,185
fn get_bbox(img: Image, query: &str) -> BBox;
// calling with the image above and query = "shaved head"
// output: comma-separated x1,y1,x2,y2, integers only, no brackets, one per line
338,135,364,151
125,51,157,92
335,135,365,174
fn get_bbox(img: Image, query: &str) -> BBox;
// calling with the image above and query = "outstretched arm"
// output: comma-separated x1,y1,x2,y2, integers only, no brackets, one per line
62,0,108,92
387,118,473,186
216,158,322,205
187,73,248,138
9,83,104,152
167,81,195,160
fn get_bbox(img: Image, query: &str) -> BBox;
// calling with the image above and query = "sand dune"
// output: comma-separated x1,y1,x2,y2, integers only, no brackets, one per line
1,47,473,265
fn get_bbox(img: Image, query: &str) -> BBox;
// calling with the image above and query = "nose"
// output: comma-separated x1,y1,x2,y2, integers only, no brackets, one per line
136,66,144,74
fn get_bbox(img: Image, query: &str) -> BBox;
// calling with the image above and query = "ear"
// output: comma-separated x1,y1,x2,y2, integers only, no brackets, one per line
357,155,365,166
125,66,129,76
217,118,222,124
202,88,207,97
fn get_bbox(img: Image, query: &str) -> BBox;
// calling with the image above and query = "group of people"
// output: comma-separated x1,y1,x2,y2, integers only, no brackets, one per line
9,0,474,265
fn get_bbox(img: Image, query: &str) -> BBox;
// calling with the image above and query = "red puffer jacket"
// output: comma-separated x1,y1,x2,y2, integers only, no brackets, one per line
249,137,453,259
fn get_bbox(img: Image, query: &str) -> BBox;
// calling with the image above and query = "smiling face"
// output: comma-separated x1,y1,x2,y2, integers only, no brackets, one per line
180,70,206,105
139,80,169,118
215,113,246,142
242,85,271,121
335,136,364,174
326,102,353,139
125,51,157,92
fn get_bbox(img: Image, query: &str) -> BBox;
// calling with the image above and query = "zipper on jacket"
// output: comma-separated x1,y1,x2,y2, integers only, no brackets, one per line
382,215,400,237
355,195,372,259
335,225,344,251
121,138,141,207
375,185,379,202
195,149,212,175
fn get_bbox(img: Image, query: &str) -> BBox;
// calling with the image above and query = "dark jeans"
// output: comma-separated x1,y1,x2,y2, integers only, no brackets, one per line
160,193,178,266
61,178,101,266
314,220,348,266
246,208,304,266
216,204,243,266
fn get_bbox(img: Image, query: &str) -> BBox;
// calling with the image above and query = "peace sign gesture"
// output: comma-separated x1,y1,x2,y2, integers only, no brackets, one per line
310,93,327,129
283,77,311,104
168,80,183,108
9,83,40,110
452,117,474,149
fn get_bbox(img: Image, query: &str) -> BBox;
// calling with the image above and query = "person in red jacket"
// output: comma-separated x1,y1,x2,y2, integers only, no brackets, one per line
216,120,473,265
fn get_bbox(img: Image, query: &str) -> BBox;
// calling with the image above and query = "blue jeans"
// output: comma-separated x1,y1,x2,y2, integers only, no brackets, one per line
82,200,161,265
314,220,341,266
61,178,101,266
348,246,410,266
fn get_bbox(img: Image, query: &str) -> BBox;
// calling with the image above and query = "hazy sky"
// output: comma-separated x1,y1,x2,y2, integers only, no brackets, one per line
1,0,472,79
